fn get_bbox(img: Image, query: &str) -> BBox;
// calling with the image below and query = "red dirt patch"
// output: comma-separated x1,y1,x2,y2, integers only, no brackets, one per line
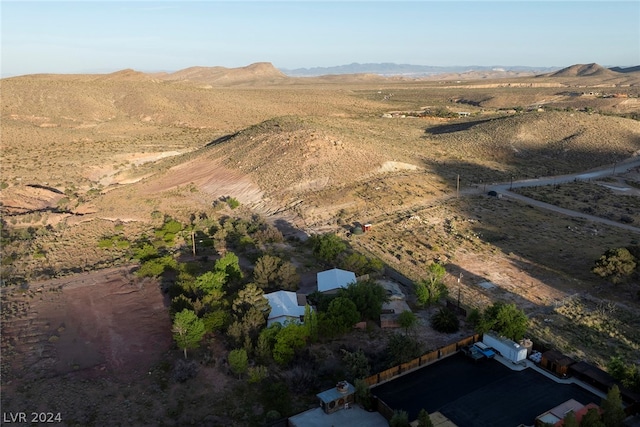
3,267,172,382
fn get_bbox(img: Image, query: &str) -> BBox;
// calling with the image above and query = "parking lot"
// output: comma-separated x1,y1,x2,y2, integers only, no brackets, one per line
372,352,601,426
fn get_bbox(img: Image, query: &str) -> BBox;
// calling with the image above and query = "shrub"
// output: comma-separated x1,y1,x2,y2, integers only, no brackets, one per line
172,358,198,383
225,196,240,209
431,308,460,333
390,410,410,427
248,365,268,383
98,237,114,248
386,333,423,367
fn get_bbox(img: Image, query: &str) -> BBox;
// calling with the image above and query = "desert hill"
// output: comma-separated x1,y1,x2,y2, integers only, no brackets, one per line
425,111,640,176
547,63,615,77
154,62,288,86
103,110,640,219
2,65,640,222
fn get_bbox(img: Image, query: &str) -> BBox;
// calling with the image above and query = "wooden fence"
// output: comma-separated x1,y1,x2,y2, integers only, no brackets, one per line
369,334,481,421
376,396,395,421
364,334,481,388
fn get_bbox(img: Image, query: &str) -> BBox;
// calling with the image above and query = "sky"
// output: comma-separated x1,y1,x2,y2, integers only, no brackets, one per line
1,1,639,77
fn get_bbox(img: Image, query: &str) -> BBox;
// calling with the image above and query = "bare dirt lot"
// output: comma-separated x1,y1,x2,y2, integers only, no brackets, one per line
2,267,172,382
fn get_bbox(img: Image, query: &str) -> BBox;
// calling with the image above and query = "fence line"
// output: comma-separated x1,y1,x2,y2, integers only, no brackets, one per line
365,334,481,389
376,396,395,420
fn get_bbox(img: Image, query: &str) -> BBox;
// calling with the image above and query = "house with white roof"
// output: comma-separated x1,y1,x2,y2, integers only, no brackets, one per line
264,290,308,327
317,268,356,294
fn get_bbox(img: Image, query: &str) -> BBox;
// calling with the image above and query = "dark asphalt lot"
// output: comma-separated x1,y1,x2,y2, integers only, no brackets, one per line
372,352,601,426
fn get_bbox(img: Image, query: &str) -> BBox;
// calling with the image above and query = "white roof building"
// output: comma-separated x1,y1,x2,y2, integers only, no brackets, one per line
264,290,307,327
317,268,356,293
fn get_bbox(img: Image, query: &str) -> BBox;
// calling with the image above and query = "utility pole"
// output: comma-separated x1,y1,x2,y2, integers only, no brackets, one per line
191,230,196,257
456,174,460,198
457,273,463,308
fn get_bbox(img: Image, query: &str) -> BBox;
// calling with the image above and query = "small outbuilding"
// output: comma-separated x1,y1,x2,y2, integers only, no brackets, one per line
540,350,575,377
316,381,355,414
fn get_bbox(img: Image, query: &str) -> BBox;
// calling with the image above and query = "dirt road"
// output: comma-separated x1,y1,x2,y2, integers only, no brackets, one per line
487,156,640,234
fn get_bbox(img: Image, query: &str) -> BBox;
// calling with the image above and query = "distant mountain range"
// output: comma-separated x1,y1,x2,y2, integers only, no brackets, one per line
281,62,639,77
281,63,561,77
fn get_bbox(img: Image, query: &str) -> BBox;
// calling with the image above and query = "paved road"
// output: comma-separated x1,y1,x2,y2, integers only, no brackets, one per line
486,156,640,234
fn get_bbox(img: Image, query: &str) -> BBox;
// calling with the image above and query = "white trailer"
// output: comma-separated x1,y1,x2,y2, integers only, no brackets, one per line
482,332,527,363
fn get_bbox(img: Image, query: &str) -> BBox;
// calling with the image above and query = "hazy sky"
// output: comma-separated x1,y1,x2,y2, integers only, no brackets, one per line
1,1,639,77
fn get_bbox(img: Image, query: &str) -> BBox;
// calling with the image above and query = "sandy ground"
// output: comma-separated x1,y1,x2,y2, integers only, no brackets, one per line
2,266,172,382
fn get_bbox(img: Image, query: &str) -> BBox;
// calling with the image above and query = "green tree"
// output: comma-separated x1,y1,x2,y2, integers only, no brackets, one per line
232,283,270,318
214,251,243,283
431,307,460,333
303,304,318,342
172,309,206,359
272,322,308,365
136,255,177,278
228,348,248,379
415,263,448,307
202,310,228,333
398,310,418,335
354,379,373,410
253,255,282,289
580,408,604,427
170,294,194,316
248,365,268,383
607,356,627,379
324,297,360,335
310,233,347,264
601,385,625,427
386,333,423,367
340,252,369,276
467,308,481,328
338,279,387,321
228,306,269,352
341,348,371,380
608,356,640,392
256,323,282,362
194,270,227,298
592,247,636,284
562,411,579,427
477,302,529,341
277,261,300,290
417,409,434,427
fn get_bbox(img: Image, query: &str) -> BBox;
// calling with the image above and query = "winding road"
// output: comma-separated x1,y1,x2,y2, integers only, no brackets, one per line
487,156,640,234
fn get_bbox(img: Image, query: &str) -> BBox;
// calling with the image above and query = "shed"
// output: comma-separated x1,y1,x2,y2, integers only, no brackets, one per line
540,350,575,377
263,291,307,327
317,268,356,293
316,381,355,414
568,361,616,392
567,361,640,405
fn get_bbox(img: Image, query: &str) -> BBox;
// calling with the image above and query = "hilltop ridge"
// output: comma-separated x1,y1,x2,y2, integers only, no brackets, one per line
546,63,618,78
152,62,288,85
